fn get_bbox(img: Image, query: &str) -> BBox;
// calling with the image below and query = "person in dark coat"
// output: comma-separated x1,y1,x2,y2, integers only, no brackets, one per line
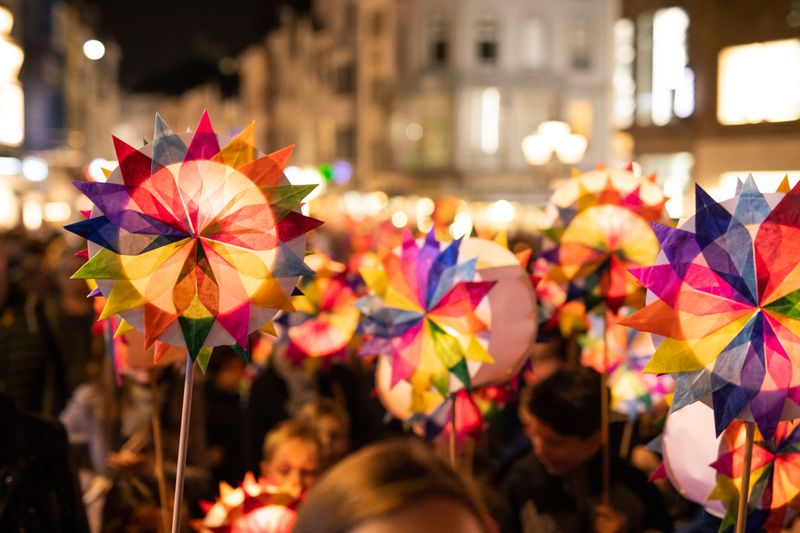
0,392,89,532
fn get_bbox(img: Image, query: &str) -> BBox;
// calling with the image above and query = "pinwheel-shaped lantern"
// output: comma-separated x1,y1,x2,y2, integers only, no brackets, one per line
540,167,669,315
624,176,800,440
66,112,321,533
367,235,536,419
710,419,800,532
358,230,496,405
67,112,321,369
287,254,359,360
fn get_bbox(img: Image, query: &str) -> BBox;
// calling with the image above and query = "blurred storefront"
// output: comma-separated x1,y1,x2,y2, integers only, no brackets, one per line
616,0,800,217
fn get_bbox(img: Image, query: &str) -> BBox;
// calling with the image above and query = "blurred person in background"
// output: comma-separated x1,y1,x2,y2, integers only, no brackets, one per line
0,232,66,416
0,391,90,532
293,438,495,533
260,420,321,499
500,367,672,533
296,397,351,468
204,347,248,486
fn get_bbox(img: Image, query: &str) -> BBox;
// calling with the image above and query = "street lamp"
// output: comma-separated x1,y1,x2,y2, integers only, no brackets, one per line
521,120,588,166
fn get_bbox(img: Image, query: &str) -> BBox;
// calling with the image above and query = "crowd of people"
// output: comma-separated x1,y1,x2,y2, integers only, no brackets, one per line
0,227,780,533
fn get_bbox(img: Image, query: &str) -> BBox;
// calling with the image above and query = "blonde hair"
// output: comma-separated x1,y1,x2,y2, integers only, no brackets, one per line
293,439,491,533
261,420,320,463
296,397,350,430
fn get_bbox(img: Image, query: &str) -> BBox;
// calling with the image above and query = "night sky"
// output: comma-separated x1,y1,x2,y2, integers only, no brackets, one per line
71,0,309,94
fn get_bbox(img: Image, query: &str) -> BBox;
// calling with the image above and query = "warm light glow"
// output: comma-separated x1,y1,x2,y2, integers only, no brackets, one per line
449,209,473,239
718,39,800,125
21,157,48,182
640,152,694,218
712,171,800,200
521,121,587,166
405,123,423,141
0,7,12,35
521,134,552,165
480,88,500,155
22,194,42,230
364,191,388,217
416,197,435,216
0,184,17,229
391,211,408,228
43,201,71,223
537,121,570,139
488,199,515,226
554,134,589,165
83,39,106,60
88,158,118,182
0,9,24,147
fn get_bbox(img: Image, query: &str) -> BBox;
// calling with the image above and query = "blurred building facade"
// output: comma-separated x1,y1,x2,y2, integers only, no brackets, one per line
248,0,616,203
0,0,123,231
616,0,800,216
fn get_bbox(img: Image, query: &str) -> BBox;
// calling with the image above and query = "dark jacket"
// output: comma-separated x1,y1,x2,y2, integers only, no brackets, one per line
0,393,89,532
501,450,673,533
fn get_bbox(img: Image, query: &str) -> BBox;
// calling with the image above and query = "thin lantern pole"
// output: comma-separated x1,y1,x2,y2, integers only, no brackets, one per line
734,422,756,533
601,309,611,506
449,397,457,468
171,355,195,533
149,370,170,533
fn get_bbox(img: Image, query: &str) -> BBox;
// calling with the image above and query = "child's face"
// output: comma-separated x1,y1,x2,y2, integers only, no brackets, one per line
261,438,320,497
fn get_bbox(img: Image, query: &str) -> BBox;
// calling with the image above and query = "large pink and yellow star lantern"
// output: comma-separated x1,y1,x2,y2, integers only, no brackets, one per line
67,112,322,369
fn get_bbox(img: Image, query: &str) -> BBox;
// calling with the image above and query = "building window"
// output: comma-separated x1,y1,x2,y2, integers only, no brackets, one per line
469,87,500,155
335,63,355,94
718,39,800,125
635,7,694,126
519,15,546,68
612,18,635,129
429,14,448,66
336,127,356,159
569,16,591,70
476,15,498,64
371,10,384,36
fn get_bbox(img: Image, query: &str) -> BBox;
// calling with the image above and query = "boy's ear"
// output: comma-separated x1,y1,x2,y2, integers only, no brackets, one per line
260,459,269,479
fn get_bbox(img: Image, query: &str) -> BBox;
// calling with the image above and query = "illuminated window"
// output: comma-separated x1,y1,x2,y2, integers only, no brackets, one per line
718,39,800,125
634,7,694,126
613,18,635,128
0,6,23,147
520,15,546,68
469,87,501,155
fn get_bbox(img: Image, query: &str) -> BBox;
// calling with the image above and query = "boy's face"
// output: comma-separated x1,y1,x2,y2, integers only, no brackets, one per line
261,437,320,498
523,413,601,477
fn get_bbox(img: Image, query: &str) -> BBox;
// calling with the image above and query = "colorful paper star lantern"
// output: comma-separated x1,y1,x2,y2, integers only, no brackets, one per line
624,176,800,439
67,112,321,370
368,236,536,416
199,473,298,533
710,419,800,532
287,254,359,360
540,167,669,315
